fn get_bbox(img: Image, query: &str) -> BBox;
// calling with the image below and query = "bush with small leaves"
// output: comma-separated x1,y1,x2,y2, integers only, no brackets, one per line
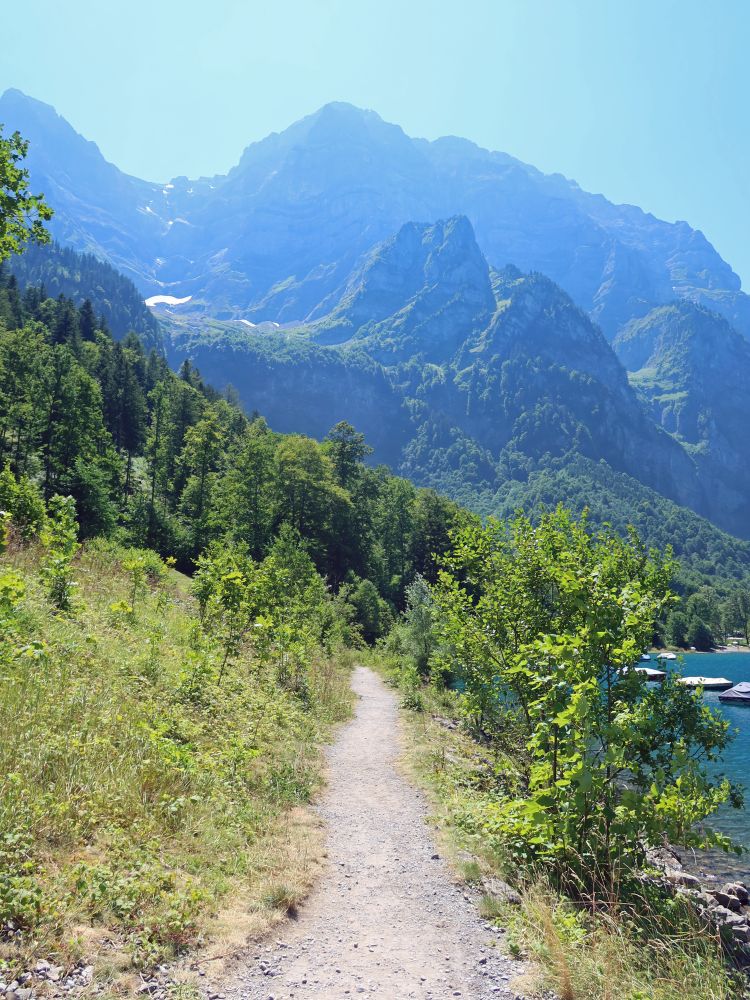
0,466,46,542
40,495,79,611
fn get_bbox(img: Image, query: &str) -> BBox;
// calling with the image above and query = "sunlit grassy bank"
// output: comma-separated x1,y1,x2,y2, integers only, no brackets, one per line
0,534,353,988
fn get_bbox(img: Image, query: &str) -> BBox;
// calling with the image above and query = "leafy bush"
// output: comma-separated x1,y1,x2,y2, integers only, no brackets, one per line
40,494,79,611
432,508,739,892
0,464,45,541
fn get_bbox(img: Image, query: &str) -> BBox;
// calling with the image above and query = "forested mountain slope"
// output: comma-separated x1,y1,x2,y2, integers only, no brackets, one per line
2,237,744,597
166,216,750,541
5,240,161,347
2,88,748,338
613,302,750,536
0,263,467,620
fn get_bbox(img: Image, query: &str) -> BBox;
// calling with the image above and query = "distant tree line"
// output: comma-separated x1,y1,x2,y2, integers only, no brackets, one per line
4,240,161,348
0,266,467,638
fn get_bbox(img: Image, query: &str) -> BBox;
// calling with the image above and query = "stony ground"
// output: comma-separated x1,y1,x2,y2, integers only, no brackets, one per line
209,666,524,1000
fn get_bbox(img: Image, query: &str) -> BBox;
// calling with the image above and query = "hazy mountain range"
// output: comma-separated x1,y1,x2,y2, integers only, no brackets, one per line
3,87,749,545
3,88,749,339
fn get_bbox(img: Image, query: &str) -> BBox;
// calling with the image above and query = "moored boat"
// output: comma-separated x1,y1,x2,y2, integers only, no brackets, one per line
635,666,666,681
657,651,678,660
719,682,750,704
678,676,733,691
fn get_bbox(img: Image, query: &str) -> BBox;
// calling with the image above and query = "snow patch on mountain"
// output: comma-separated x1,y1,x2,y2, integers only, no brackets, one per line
145,294,192,307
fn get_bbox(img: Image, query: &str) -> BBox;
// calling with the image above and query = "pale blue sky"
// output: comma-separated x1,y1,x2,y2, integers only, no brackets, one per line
4,0,750,283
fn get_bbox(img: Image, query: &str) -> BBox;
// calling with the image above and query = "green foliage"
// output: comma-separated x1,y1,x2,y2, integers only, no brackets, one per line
0,264,462,609
432,508,739,891
0,464,45,540
401,575,438,675
122,548,167,619
40,494,79,611
324,420,373,486
666,610,689,647
383,574,439,684
0,511,10,554
0,126,52,260
394,672,743,1000
687,618,714,651
0,536,353,968
194,527,355,698
7,241,161,347
491,455,750,597
723,587,750,644
349,576,392,644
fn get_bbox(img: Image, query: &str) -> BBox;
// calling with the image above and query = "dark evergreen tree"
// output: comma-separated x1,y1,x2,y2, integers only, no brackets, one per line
78,298,97,342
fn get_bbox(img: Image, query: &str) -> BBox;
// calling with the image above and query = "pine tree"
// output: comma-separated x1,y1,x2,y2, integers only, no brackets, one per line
177,405,226,556
78,298,97,342
52,296,80,346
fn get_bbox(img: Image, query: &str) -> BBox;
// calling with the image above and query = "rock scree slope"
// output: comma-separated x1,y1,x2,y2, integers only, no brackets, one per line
212,666,523,1000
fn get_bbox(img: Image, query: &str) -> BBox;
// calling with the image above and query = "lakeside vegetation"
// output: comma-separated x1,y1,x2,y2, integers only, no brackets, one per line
390,677,742,1000
382,509,749,998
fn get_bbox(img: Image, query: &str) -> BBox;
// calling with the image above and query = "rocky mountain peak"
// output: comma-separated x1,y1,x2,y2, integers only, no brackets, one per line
3,90,749,339
311,216,495,360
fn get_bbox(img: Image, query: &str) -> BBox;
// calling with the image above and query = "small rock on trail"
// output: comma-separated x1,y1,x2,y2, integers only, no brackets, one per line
211,666,523,999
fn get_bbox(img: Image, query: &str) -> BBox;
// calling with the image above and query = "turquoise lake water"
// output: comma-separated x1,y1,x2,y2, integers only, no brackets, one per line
658,650,750,880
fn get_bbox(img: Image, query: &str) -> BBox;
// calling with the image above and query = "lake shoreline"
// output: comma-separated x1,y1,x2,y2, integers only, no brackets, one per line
650,645,750,656
656,651,750,884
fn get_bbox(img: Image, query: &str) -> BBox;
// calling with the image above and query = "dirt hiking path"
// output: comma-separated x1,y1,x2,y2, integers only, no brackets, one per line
216,666,523,999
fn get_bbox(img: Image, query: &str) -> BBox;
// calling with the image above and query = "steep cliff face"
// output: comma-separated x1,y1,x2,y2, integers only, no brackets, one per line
312,216,496,361
614,303,750,531
0,89,164,288
3,89,747,339
164,323,409,467
400,265,704,513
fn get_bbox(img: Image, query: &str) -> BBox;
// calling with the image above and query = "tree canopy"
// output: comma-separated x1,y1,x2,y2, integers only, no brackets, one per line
0,126,52,260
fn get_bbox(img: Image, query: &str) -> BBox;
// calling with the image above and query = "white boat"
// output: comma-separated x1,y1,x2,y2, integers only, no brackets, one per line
678,676,733,691
640,653,651,661
622,665,666,681
657,652,677,660
635,666,666,682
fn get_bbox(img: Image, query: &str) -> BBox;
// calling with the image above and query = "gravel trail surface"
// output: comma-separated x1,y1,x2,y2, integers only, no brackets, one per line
216,666,523,1000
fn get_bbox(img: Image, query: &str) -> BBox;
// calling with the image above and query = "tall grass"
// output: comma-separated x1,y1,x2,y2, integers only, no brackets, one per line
0,537,353,977
511,886,738,1000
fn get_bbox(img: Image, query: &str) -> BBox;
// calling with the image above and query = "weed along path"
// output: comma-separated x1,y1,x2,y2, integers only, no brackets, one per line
215,666,523,1000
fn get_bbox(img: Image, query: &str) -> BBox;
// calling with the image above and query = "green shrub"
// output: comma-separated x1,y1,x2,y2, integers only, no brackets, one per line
40,494,79,611
0,465,46,541
432,509,739,892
